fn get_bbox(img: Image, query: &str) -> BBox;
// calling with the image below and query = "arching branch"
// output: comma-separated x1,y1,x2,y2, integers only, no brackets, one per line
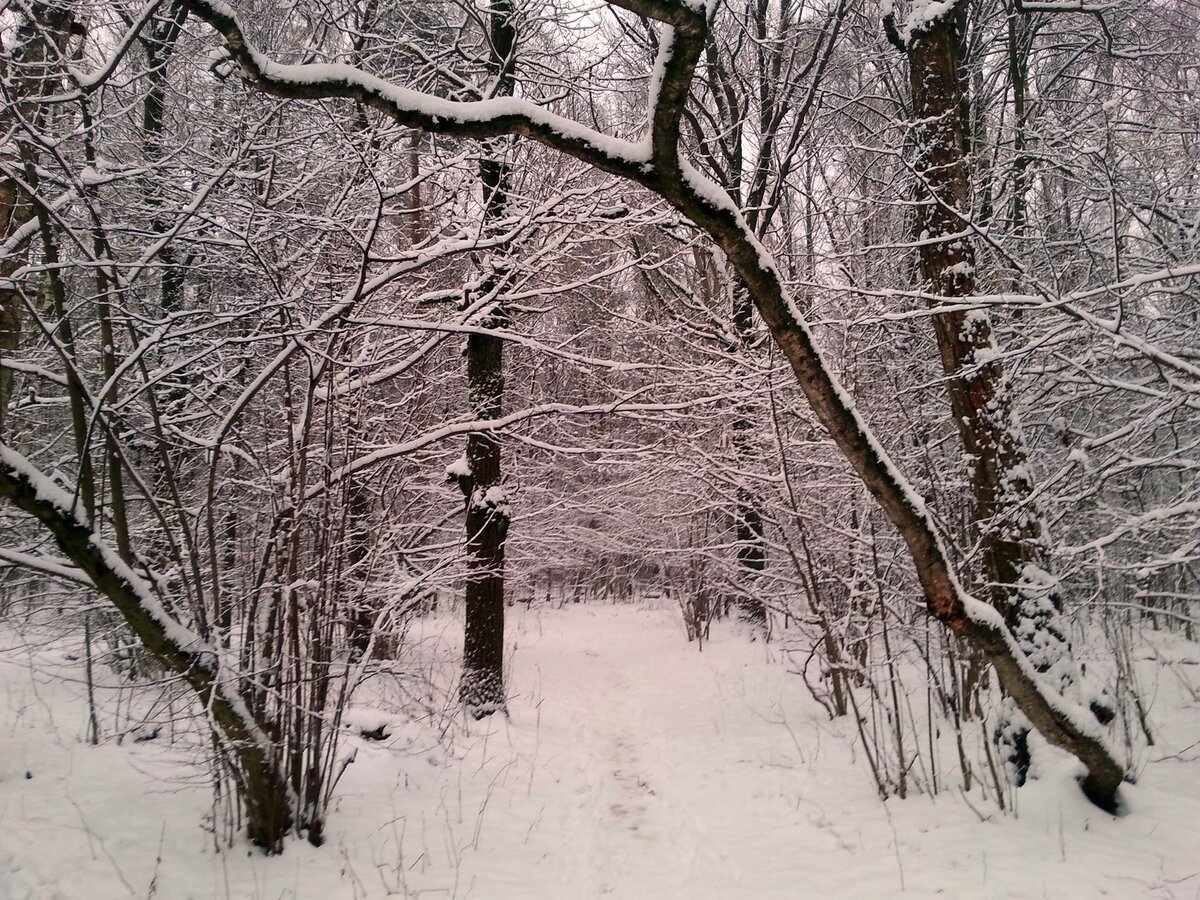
168,0,1129,810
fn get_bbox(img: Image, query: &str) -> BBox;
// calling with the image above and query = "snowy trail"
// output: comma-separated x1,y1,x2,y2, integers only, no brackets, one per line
515,607,777,898
519,607,820,899
2,604,1200,899
340,605,885,898
508,606,869,899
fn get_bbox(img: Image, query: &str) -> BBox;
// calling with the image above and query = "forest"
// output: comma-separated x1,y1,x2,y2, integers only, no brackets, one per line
0,0,1197,896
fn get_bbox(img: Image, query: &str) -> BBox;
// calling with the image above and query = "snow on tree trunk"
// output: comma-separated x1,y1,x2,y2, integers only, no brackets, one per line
886,0,1113,780
731,277,768,632
458,0,518,718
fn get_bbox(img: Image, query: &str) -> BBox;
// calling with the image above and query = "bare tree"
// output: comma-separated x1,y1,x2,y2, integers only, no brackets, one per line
171,0,1124,808
455,0,518,717
881,0,1101,782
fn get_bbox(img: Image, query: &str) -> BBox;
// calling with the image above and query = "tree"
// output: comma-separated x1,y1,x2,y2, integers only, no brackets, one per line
455,0,518,717
882,0,1103,781
173,0,1125,809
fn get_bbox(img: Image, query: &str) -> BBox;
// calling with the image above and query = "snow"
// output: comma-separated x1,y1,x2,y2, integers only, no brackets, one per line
236,46,650,169
679,160,778,275
445,454,472,480
0,446,205,658
646,28,675,130
2,604,1198,899
898,0,960,42
339,706,400,739
0,447,279,756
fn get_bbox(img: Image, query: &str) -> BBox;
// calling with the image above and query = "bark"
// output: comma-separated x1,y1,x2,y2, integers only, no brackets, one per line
889,0,1117,781
731,280,768,630
1006,11,1033,245
0,176,26,437
709,0,843,634
457,1,517,717
78,99,134,563
900,3,1066,650
142,7,189,314
0,4,80,435
24,148,98,522
0,8,278,821
698,30,767,631
344,469,376,658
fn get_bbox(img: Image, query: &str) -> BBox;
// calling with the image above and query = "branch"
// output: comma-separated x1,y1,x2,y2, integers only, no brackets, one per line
313,392,741,498
882,10,906,52
605,0,710,27
643,4,708,173
181,0,652,181
0,442,291,838
1013,0,1119,12
0,545,89,585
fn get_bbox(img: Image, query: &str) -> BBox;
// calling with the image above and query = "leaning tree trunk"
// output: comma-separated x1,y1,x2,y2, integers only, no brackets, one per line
0,11,291,848
888,1,1110,781
0,447,293,850
457,1,517,717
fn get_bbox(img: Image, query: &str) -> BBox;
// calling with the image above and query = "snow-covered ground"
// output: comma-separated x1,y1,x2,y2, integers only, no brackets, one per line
2,604,1198,899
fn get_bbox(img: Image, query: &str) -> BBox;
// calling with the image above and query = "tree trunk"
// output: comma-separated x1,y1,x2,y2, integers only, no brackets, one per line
458,1,517,717
731,278,768,631
0,4,81,435
902,2,1066,653
891,0,1111,782
0,177,27,437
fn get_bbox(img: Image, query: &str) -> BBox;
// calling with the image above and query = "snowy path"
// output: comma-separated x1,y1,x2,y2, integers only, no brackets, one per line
508,608,815,898
513,608,855,899
336,605,1200,899
2,604,1200,899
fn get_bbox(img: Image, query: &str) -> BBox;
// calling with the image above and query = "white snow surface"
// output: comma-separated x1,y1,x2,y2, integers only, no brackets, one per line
899,0,960,41
2,604,1198,899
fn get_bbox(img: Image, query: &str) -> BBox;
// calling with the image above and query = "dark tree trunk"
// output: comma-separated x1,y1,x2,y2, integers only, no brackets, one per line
459,292,509,714
731,280,768,631
458,1,516,717
345,469,376,658
141,8,189,315
0,5,72,437
0,175,28,438
896,3,1071,673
